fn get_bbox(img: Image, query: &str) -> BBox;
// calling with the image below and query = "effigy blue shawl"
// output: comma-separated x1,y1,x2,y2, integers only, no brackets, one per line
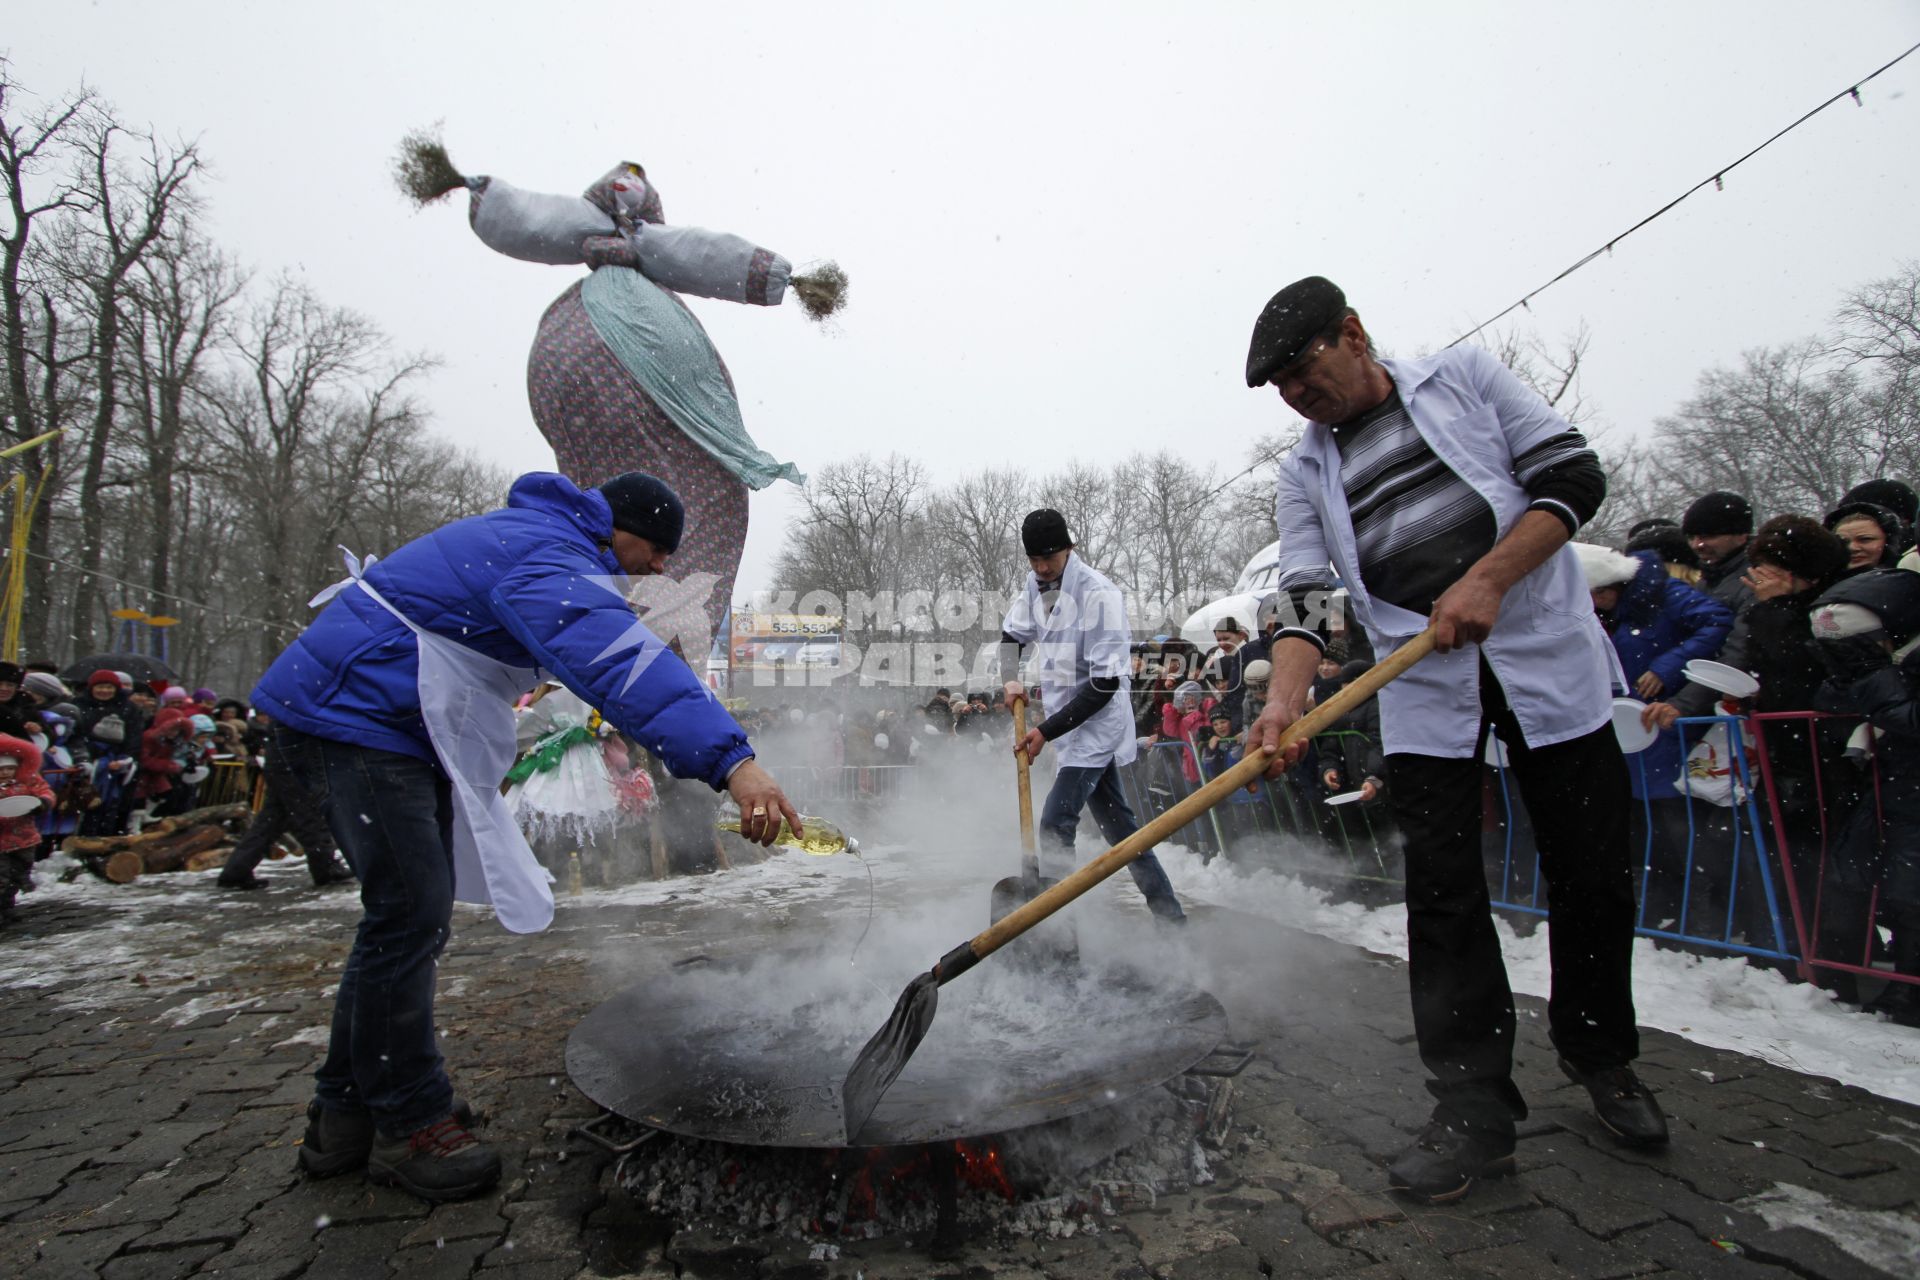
578,266,804,491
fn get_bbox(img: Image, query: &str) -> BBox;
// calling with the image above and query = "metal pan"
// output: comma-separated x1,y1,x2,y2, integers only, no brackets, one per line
565,947,1226,1148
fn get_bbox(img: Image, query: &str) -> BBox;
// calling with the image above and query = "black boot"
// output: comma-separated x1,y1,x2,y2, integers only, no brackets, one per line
1385,1118,1515,1204
1560,1059,1669,1148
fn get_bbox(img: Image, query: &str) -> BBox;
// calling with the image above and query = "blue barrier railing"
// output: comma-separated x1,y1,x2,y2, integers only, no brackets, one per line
1481,715,1796,963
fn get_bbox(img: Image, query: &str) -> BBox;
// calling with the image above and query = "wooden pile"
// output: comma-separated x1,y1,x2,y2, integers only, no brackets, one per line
62,804,254,883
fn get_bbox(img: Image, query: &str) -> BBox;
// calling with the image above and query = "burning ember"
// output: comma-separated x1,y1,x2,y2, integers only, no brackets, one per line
606,1071,1234,1248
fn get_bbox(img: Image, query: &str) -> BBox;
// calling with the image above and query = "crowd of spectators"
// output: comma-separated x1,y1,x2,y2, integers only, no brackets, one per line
0,663,284,919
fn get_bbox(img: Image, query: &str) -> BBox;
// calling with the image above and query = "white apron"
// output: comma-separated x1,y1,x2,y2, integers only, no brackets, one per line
311,551,556,933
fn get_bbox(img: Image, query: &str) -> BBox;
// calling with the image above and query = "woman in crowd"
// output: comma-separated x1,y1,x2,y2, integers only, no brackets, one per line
1731,517,1856,904
1824,500,1908,575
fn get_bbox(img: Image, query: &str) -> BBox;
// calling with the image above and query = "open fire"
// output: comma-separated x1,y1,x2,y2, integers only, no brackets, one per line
604,1068,1237,1253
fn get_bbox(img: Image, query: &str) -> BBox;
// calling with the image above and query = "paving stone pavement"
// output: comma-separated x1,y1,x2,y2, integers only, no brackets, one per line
1,860,1916,1280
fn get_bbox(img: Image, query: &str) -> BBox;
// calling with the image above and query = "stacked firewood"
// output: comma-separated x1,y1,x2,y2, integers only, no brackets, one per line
62,804,254,883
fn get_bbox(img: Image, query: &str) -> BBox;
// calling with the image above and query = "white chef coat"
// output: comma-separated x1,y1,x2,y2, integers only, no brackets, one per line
1002,552,1137,769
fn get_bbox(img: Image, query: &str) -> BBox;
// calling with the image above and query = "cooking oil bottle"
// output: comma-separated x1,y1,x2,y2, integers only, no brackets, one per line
715,802,851,855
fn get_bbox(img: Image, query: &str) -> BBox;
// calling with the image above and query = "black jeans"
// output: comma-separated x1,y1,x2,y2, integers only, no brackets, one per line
222,734,341,882
275,725,458,1135
1386,664,1639,1138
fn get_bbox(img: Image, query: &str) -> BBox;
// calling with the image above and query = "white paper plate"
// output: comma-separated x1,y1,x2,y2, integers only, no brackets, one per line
1611,697,1657,753
0,795,42,817
1324,789,1368,807
1683,659,1759,699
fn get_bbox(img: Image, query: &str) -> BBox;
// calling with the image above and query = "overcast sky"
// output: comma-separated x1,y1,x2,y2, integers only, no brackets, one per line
12,3,1920,598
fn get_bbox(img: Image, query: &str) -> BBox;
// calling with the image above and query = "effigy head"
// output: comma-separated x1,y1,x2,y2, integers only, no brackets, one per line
584,162,664,227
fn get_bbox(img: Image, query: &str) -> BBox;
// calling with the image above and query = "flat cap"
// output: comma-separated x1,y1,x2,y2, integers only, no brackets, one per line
1246,276,1346,388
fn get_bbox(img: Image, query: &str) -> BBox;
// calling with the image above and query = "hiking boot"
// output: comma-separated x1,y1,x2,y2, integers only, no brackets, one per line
216,872,268,890
367,1111,500,1202
1386,1119,1515,1204
1560,1059,1669,1148
298,1097,476,1178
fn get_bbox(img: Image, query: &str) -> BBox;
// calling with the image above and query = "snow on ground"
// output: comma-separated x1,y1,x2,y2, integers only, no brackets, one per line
1735,1182,1920,1275
1158,846,1920,1109
15,838,1918,1109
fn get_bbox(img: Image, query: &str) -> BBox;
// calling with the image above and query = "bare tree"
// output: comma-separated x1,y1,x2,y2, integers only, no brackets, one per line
770,454,928,643
0,65,97,655
203,279,437,673
123,224,244,600
63,106,202,650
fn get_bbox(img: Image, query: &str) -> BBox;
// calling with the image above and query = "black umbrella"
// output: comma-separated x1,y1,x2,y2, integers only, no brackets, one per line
59,652,180,687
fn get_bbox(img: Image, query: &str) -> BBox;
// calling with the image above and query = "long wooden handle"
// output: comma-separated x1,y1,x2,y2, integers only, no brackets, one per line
961,629,1436,967
1013,696,1036,854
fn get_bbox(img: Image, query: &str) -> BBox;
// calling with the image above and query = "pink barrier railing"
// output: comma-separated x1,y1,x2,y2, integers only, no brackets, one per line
1748,709,1915,993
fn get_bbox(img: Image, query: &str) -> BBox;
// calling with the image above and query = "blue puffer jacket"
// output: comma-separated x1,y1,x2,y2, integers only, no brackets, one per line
253,473,751,789
1601,551,1734,800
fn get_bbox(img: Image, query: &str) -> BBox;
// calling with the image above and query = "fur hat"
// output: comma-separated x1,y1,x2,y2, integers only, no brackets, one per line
1571,542,1641,591
1750,515,1849,586
1841,479,1918,527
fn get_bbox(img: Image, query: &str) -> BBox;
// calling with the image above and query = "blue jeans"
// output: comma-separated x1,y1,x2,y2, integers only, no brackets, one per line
276,725,457,1135
1039,762,1184,920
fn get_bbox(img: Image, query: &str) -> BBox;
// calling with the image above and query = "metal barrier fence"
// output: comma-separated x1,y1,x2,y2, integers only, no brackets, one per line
1483,714,1797,966
1109,715,1914,998
1117,733,1400,886
777,763,916,811
1748,709,1915,994
198,759,263,809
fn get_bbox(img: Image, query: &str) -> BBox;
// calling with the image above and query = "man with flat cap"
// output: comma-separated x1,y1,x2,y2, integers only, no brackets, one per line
1000,509,1185,922
1241,277,1666,1204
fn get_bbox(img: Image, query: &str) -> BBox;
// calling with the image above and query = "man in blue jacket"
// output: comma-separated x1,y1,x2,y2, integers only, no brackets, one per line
253,470,800,1203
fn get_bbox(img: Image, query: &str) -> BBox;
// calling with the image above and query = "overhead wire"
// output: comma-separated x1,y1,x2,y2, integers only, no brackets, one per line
18,549,303,638
1190,38,1920,513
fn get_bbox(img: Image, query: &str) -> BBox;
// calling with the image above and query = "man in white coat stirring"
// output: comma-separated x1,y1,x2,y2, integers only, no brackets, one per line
1001,510,1185,923
1242,278,1666,1205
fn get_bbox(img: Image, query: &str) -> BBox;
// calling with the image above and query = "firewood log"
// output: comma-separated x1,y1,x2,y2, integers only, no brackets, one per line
138,825,228,875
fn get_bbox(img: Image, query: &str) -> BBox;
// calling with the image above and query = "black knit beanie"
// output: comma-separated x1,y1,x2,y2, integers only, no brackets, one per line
1021,509,1073,557
597,472,684,553
1680,491,1753,537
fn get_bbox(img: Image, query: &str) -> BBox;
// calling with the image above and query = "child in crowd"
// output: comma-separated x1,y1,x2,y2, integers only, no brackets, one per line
0,733,56,921
1200,707,1241,778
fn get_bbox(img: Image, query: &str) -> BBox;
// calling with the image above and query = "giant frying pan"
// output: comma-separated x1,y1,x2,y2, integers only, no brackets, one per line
566,946,1226,1148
